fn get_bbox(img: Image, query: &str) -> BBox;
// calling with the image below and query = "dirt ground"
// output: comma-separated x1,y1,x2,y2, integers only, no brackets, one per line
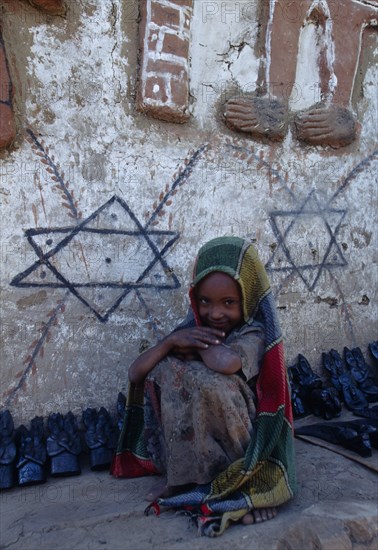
1,430,377,550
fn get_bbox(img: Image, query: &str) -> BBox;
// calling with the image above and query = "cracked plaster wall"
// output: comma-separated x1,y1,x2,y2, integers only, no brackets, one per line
0,0,377,422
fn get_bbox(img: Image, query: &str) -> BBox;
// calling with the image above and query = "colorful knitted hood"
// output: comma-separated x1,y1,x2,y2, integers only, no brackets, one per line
189,236,271,324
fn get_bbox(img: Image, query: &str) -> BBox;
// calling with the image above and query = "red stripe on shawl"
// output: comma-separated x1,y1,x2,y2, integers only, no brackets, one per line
147,502,161,516
256,342,293,424
110,450,158,478
200,504,213,515
189,286,202,326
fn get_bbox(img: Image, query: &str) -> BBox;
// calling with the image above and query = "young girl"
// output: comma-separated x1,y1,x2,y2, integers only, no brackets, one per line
111,236,296,536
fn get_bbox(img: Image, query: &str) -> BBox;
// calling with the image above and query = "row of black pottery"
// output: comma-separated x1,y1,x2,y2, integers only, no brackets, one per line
289,341,378,420
289,354,342,420
0,393,126,490
295,418,378,458
290,342,378,458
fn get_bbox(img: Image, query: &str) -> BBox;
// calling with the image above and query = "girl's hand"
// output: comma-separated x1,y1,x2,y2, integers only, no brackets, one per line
165,327,225,355
128,327,226,384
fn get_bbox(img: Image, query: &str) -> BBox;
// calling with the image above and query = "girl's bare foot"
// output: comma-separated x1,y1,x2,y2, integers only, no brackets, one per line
145,479,170,502
241,507,277,525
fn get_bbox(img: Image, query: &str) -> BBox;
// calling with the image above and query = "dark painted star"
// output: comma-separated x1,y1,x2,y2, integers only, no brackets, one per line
11,195,180,322
266,190,347,291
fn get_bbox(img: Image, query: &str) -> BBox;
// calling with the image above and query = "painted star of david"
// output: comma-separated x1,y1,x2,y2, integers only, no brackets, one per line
11,195,180,322
265,190,347,291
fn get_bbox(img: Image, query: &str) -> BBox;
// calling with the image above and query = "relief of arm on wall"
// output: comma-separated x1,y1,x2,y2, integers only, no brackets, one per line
0,0,65,150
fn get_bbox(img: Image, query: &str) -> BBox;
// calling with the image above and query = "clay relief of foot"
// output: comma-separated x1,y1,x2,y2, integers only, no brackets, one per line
295,104,358,148
223,0,377,148
224,97,288,142
224,97,358,149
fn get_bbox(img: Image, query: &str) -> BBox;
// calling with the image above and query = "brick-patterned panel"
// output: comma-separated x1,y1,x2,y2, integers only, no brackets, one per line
137,0,193,123
0,27,16,149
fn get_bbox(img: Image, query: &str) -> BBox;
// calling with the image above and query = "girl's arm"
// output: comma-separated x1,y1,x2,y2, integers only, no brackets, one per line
128,339,173,384
128,327,225,384
197,344,242,375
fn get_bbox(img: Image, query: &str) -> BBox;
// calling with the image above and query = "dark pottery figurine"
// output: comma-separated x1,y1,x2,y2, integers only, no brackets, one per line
16,417,47,486
295,354,323,390
295,422,372,457
322,351,344,392
309,387,342,420
368,341,378,365
288,367,311,418
333,419,378,450
329,349,345,374
47,412,81,476
344,347,358,370
338,372,369,411
0,410,17,490
289,356,333,418
344,346,378,402
82,407,118,471
322,352,337,388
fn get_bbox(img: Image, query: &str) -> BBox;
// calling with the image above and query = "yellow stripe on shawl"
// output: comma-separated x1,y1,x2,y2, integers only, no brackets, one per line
208,463,293,536
237,243,271,321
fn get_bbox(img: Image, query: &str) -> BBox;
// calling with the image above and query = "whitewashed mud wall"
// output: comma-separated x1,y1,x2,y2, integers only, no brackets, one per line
0,0,377,422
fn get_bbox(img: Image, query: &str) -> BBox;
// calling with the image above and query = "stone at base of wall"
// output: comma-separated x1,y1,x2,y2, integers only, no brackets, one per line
278,502,378,550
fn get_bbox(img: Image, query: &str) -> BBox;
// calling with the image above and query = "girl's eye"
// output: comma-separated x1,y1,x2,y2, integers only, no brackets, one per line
199,297,209,304
225,300,238,306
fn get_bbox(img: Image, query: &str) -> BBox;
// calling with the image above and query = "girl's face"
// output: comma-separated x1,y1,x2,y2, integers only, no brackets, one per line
195,272,243,335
